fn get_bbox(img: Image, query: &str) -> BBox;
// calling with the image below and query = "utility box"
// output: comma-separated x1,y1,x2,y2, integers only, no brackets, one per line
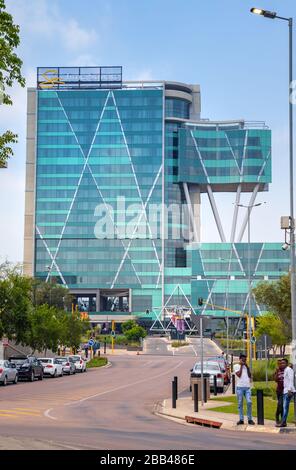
281,216,293,230
190,374,211,400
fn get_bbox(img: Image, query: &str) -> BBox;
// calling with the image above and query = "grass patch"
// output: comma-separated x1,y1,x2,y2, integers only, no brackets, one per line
171,341,190,348
211,395,295,423
86,357,108,368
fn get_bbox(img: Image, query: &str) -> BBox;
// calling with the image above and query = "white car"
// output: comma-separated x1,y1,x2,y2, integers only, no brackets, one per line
38,358,64,378
68,355,87,373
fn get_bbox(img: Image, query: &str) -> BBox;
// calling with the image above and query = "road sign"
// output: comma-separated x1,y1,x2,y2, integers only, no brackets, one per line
88,339,95,347
111,331,116,337
251,336,256,345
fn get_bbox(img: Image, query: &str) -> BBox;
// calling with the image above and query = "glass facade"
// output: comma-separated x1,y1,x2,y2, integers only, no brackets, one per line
27,75,286,320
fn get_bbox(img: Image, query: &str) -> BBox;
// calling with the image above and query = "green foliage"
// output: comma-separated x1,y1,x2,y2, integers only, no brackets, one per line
219,339,245,350
251,381,277,399
251,359,279,382
86,357,108,368
0,263,87,353
124,325,147,342
0,265,32,343
0,0,25,166
121,320,137,334
253,274,292,342
31,278,73,310
255,312,288,354
171,341,189,348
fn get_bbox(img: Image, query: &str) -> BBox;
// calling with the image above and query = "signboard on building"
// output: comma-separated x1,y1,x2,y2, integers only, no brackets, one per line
37,66,122,90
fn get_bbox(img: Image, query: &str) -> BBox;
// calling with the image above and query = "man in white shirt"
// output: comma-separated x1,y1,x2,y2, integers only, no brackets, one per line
276,359,296,428
233,353,255,425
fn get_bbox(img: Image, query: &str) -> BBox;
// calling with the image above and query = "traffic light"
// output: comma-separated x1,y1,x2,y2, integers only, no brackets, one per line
146,309,150,315
198,298,203,306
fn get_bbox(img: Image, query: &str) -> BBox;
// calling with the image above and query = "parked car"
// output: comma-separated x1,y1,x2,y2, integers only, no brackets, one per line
38,358,64,378
8,356,43,382
54,356,76,375
0,360,18,386
68,355,87,373
207,355,231,384
191,361,225,392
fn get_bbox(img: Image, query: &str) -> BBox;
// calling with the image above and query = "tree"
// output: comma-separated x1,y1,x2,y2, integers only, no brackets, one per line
31,278,73,311
0,265,31,344
252,274,292,342
0,0,25,167
26,304,61,355
121,320,137,334
124,326,147,342
255,312,288,356
61,311,89,351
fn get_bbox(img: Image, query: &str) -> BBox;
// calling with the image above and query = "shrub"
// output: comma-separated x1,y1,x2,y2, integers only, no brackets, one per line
251,359,278,382
86,357,108,368
125,326,147,342
171,341,189,348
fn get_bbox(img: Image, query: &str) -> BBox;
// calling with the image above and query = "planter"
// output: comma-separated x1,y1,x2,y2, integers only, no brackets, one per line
126,346,143,351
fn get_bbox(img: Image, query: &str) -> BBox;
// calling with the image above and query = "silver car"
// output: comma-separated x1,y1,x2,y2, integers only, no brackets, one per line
192,361,224,392
0,360,18,385
55,356,76,375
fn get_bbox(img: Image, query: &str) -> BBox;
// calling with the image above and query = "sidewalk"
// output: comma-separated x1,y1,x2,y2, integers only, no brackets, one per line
155,392,296,434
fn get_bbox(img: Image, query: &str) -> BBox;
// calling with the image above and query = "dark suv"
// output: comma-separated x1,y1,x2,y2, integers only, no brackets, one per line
9,356,44,382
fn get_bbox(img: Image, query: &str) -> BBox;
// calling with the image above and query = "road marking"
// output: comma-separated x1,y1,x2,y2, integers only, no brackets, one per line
44,408,58,421
0,409,41,416
44,360,184,420
191,345,198,357
0,413,18,418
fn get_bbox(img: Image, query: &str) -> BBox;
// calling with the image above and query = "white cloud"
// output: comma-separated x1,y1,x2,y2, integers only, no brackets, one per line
6,0,99,53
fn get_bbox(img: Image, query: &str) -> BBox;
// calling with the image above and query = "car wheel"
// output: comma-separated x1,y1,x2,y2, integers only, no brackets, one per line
54,370,57,378
80,368,83,373
14,374,18,384
30,372,35,382
2,376,7,386
38,373,43,381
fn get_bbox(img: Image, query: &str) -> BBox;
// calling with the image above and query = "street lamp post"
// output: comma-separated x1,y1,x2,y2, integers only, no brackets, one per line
237,202,264,371
251,5,296,415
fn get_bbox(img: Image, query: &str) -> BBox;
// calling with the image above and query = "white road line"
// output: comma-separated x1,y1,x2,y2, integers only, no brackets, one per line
44,408,58,421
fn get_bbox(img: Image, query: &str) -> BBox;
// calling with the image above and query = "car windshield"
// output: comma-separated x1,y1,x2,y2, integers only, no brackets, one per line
194,362,220,371
55,358,67,363
10,358,27,365
39,359,52,364
70,356,80,362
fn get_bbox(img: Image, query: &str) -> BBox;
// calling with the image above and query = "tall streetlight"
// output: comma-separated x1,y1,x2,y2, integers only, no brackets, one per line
237,202,265,371
251,5,296,402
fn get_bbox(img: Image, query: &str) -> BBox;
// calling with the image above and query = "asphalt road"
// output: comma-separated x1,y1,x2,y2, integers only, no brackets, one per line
0,341,295,450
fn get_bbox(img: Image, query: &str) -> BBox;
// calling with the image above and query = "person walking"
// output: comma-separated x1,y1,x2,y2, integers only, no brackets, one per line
276,359,295,428
234,353,255,425
274,359,285,425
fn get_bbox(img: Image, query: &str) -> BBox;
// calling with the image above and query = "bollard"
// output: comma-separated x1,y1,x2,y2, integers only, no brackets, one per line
104,341,106,354
232,374,236,395
172,380,177,409
174,376,178,400
203,378,207,403
189,383,192,393
213,375,218,396
194,383,199,412
231,354,234,372
257,389,264,425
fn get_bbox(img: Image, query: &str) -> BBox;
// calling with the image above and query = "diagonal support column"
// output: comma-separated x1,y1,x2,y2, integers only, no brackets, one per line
231,184,242,242
183,183,199,242
237,183,260,242
207,185,226,242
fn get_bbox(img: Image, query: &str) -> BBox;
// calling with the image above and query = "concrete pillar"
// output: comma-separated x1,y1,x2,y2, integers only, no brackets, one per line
189,185,201,242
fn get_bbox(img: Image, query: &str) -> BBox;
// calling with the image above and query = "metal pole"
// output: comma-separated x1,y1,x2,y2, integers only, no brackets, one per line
200,315,204,405
265,335,268,384
226,314,229,358
194,383,198,412
172,380,177,409
256,389,264,425
288,17,296,424
248,206,253,371
214,375,217,396
174,376,178,400
203,378,207,403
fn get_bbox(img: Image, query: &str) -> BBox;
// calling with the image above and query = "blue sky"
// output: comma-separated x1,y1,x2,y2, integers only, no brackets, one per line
0,0,295,263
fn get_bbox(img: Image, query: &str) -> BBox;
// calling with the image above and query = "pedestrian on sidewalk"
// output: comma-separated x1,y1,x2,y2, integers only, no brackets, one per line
276,359,296,428
274,358,285,425
234,353,255,426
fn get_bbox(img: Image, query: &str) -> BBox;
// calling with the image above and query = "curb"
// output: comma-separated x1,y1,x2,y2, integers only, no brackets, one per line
154,400,296,434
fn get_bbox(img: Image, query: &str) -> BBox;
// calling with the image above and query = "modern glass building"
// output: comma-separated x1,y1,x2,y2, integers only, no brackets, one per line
23,67,289,323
